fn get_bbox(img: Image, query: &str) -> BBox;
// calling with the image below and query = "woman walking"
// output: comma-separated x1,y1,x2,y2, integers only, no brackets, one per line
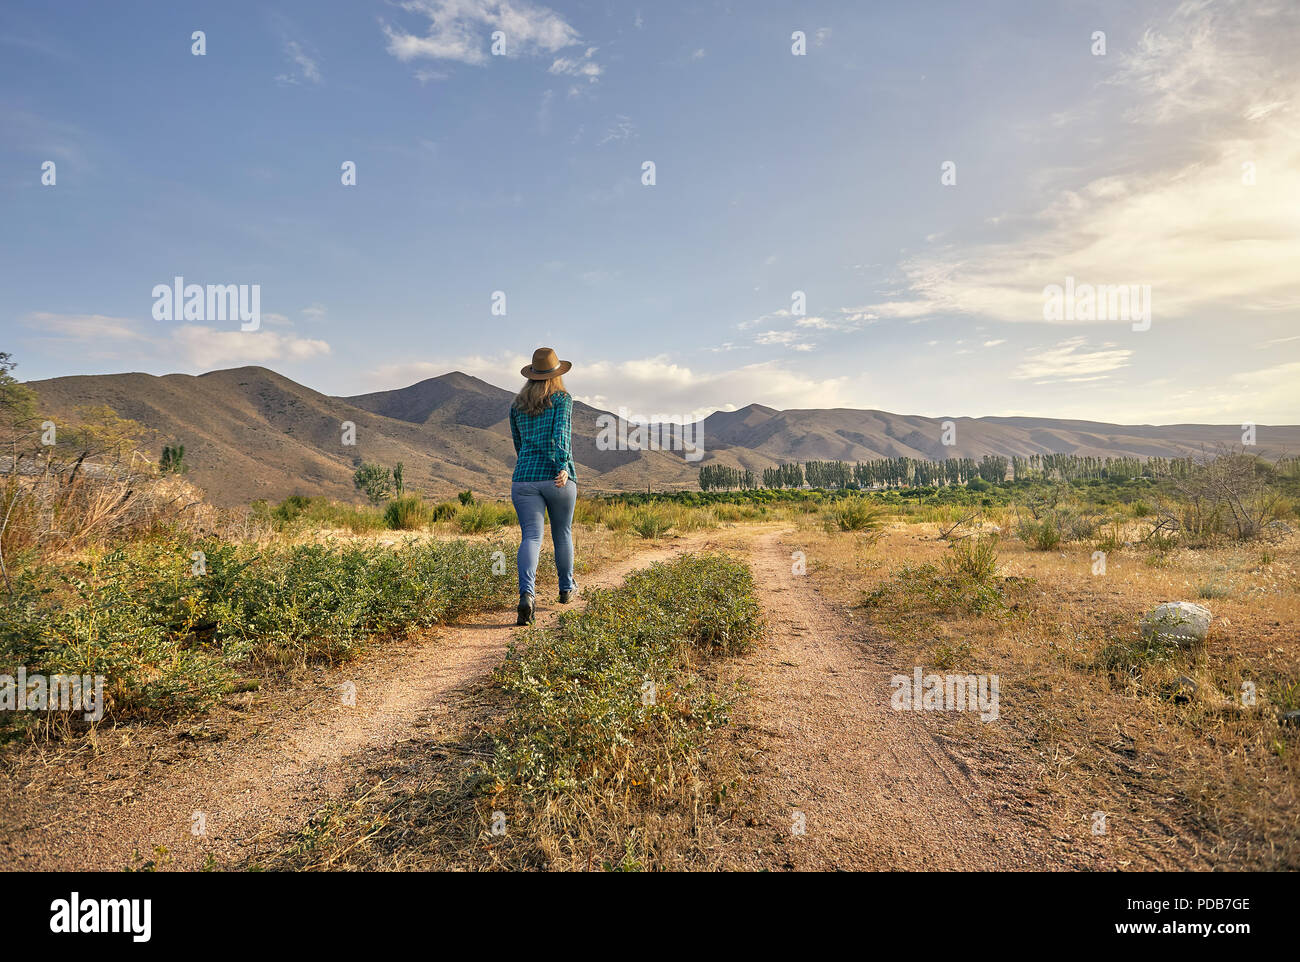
509,347,578,625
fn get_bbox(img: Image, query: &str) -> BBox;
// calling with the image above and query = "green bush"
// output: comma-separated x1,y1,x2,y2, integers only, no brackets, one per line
272,494,314,523
269,495,385,533
942,534,999,584
1017,517,1062,550
384,495,434,530
0,536,515,725
830,498,882,533
457,501,516,533
489,552,762,796
430,501,458,522
630,508,673,539
862,560,1007,617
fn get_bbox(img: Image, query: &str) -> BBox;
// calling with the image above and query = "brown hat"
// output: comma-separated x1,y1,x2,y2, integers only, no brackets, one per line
521,347,572,380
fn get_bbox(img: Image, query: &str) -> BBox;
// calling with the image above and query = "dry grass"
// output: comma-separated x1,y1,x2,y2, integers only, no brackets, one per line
794,515,1300,868
2,469,215,574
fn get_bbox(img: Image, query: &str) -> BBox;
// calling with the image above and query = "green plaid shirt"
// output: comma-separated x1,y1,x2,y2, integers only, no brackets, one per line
509,392,577,483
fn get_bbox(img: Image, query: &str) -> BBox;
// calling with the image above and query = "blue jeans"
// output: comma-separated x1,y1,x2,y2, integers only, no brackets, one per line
510,479,577,599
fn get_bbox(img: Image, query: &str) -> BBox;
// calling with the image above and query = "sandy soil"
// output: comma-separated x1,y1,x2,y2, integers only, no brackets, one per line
714,530,1052,870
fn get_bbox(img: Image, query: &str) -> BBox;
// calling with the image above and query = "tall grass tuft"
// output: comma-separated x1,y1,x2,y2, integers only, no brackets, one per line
383,495,434,530
829,498,882,534
457,501,516,534
630,507,673,539
942,534,999,584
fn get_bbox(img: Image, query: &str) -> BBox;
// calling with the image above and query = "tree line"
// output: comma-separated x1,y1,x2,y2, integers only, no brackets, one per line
698,453,1218,491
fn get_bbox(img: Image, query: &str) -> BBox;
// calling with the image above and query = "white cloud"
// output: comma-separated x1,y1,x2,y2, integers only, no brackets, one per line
793,316,834,329
550,46,601,82
853,1,1300,325
382,0,587,70
278,39,322,85
597,115,636,145
367,352,856,421
171,326,330,368
22,313,330,371
737,309,790,331
1011,337,1132,382
25,312,146,342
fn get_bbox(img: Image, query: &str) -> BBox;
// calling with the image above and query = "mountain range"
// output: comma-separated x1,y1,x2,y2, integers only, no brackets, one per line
24,366,1300,508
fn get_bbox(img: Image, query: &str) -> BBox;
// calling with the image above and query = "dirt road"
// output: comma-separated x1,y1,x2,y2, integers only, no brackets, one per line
0,539,699,871
716,530,1048,870
2,526,1052,871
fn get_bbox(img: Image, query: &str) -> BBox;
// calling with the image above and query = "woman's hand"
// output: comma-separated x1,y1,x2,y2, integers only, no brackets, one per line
554,469,569,488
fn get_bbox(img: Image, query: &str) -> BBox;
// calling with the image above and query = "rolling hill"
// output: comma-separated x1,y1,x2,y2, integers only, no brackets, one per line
24,365,1300,507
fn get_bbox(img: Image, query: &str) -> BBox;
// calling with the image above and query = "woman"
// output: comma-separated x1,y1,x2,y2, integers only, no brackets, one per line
509,347,577,625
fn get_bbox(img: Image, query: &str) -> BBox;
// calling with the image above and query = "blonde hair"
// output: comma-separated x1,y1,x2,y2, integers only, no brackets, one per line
513,375,568,416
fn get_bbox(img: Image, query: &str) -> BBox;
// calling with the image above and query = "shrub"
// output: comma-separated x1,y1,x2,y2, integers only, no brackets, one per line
457,501,516,534
630,508,673,539
1094,521,1125,554
270,495,385,534
383,495,434,530
942,534,999,584
353,463,393,505
0,536,515,726
669,504,718,533
862,560,1007,617
603,505,632,531
1095,634,1179,674
711,503,742,522
573,497,604,526
830,498,882,533
1017,517,1062,550
429,501,458,522
490,552,762,796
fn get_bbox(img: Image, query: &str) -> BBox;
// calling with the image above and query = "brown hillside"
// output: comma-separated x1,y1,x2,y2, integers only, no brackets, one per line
24,366,1300,508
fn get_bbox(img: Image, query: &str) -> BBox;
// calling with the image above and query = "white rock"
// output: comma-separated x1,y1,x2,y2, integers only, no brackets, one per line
1140,602,1212,648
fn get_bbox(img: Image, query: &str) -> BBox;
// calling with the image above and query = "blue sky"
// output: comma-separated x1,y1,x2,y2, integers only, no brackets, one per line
2,0,1297,423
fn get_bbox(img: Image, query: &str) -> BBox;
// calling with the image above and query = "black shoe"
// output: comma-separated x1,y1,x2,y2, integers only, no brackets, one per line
558,590,575,604
516,595,535,626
